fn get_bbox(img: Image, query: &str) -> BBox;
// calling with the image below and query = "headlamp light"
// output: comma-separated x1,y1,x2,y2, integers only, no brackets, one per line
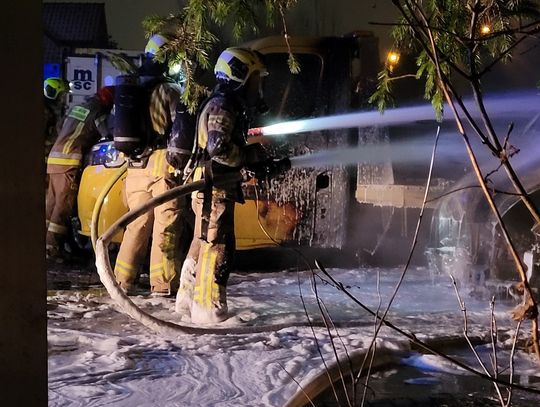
88,141,125,168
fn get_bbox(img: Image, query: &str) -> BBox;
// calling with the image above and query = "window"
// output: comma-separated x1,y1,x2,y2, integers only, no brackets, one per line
257,53,323,126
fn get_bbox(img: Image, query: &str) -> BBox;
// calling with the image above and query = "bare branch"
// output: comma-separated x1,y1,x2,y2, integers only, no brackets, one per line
353,123,442,391
489,296,506,405
387,73,418,81
404,0,540,363
309,273,352,406
360,270,383,406
315,260,540,394
505,320,523,407
478,34,528,77
297,271,341,403
425,185,522,205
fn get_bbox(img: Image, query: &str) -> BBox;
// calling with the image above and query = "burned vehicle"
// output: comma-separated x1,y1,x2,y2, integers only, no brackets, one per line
77,32,384,257
243,35,540,287
426,99,540,293
76,33,540,287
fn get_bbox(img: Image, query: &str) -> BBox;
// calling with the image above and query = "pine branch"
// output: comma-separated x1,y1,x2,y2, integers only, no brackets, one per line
141,0,300,108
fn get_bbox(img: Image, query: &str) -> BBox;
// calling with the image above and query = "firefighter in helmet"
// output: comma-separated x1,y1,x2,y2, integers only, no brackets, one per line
175,47,270,323
113,34,192,296
46,86,115,261
44,77,70,159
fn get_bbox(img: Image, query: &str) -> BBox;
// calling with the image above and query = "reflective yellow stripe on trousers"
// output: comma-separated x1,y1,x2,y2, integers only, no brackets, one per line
149,261,164,277
114,259,136,278
194,243,218,308
48,222,68,235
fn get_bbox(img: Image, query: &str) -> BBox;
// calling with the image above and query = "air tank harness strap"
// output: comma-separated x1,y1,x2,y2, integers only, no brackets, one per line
127,148,153,169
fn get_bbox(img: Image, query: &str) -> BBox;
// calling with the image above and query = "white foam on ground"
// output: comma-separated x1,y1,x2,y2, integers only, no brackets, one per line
48,267,539,406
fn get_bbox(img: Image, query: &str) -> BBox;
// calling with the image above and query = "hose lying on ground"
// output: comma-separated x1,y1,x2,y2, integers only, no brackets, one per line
93,172,360,335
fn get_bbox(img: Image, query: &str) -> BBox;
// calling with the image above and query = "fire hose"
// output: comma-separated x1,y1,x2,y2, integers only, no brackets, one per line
94,173,248,335
91,158,349,336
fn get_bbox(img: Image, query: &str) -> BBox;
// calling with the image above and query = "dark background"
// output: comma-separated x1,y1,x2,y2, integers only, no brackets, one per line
0,2,46,405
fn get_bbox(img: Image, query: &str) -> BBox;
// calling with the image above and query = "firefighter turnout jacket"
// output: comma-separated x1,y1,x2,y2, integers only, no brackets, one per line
47,97,110,173
45,96,111,256
114,81,193,295
193,92,249,201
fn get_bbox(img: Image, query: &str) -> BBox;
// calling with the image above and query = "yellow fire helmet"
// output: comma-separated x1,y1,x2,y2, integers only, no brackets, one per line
43,77,70,100
144,33,169,56
214,47,268,89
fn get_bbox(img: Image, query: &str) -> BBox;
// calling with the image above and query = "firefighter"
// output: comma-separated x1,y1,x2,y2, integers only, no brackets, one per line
46,86,114,261
175,47,270,323
44,77,70,159
113,34,190,296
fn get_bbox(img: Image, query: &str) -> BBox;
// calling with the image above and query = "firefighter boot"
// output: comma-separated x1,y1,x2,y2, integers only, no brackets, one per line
190,285,228,324
46,243,75,264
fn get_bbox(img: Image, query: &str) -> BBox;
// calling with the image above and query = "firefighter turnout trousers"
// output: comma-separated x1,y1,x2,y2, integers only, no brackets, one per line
114,149,191,294
45,169,79,255
176,191,235,323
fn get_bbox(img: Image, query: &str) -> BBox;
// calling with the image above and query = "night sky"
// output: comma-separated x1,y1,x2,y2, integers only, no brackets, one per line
45,0,398,52
46,0,183,50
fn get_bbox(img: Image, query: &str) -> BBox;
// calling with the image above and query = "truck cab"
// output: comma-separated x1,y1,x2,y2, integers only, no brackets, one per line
74,34,540,281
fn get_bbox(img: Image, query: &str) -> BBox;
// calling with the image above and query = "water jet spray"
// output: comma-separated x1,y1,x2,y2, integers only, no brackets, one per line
248,105,438,137
248,91,540,138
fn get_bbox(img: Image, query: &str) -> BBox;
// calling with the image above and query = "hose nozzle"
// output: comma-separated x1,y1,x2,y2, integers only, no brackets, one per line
247,127,264,137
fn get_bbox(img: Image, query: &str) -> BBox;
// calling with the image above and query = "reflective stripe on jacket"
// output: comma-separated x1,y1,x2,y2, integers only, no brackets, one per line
149,82,182,137
47,97,109,174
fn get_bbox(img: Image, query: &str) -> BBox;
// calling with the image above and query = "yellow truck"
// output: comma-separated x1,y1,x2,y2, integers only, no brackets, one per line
77,32,382,255
75,33,540,279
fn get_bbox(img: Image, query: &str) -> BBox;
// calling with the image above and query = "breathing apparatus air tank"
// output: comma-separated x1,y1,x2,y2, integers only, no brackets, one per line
113,74,149,157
